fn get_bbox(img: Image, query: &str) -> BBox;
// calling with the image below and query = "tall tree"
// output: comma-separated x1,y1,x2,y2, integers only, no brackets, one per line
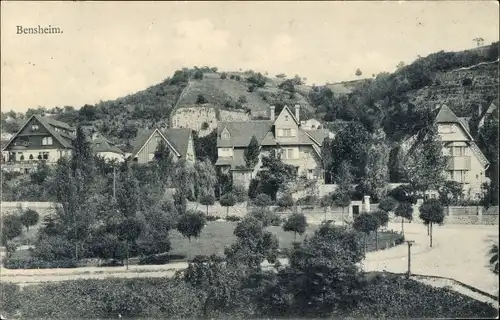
194,158,217,200
154,139,173,185
360,129,389,201
244,135,260,168
329,122,371,182
403,127,447,195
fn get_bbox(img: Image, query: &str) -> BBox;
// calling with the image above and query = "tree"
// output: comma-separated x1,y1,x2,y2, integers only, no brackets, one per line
176,210,206,244
196,94,207,104
329,123,371,182
334,191,351,222
353,213,379,253
1,215,23,245
378,196,398,213
281,221,364,314
319,194,333,221
220,192,237,218
199,194,215,216
194,159,217,200
244,135,260,168
396,61,406,70
277,193,294,212
403,127,447,195
225,216,279,270
255,153,295,200
20,209,39,232
419,199,445,248
231,183,248,203
355,68,362,77
360,130,389,201
372,210,389,250
394,202,413,235
473,37,485,47
283,213,307,240
154,139,173,184
253,193,273,212
438,180,463,213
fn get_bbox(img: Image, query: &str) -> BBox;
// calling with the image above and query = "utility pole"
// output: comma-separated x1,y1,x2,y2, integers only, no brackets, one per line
113,166,116,200
406,240,415,278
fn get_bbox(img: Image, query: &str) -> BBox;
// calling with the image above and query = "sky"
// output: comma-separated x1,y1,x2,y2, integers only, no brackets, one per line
1,1,499,112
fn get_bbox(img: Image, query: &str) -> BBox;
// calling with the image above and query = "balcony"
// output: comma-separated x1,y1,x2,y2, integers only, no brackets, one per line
447,156,471,171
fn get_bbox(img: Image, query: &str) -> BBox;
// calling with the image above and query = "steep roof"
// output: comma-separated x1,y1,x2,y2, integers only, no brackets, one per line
131,128,191,158
217,121,273,147
163,128,192,158
91,134,124,154
303,129,332,145
435,105,460,123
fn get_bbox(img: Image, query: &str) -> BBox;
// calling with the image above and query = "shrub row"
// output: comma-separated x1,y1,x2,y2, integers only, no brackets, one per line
4,257,78,269
1,273,496,319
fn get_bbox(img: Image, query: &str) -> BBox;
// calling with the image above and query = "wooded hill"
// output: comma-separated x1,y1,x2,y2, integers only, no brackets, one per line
1,42,498,152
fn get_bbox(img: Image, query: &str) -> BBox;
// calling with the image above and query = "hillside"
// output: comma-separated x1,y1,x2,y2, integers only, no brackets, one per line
1,42,498,150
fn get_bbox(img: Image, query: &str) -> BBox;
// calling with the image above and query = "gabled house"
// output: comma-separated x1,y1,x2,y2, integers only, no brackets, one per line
131,128,195,164
403,105,490,199
2,115,75,172
83,127,125,162
215,105,330,187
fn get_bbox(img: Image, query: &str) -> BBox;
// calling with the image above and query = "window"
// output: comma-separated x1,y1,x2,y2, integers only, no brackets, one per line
281,148,296,159
42,137,53,145
31,124,39,131
278,128,295,137
148,153,155,161
285,115,289,121
453,146,466,156
29,154,34,160
454,170,468,183
222,132,230,140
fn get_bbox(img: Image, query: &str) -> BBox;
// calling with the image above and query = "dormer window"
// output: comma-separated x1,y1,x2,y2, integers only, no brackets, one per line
222,131,230,140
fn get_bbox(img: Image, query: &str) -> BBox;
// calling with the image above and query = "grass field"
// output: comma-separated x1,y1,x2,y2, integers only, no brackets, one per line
7,221,403,266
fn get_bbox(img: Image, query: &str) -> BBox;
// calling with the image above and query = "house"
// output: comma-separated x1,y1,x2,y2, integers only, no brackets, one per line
478,102,497,129
215,105,331,188
300,118,323,130
83,127,125,162
130,127,195,164
1,115,75,172
403,105,490,199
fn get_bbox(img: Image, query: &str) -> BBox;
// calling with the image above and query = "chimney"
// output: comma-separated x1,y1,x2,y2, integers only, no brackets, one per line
295,104,300,122
270,105,275,121
478,104,483,117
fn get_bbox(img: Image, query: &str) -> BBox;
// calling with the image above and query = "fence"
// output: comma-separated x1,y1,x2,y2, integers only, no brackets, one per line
0,201,60,216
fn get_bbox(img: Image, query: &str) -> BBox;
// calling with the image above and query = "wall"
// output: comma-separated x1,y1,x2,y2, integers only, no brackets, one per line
97,151,124,162
1,201,60,216
171,106,250,137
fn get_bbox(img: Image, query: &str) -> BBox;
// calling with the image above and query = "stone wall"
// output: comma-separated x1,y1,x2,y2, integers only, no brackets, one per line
1,201,59,216
170,106,250,137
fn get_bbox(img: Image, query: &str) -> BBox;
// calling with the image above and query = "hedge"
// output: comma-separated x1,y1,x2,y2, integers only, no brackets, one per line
1,273,497,319
4,257,78,269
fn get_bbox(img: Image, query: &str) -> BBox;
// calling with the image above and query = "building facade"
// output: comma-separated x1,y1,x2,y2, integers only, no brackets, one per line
215,105,330,188
2,115,75,172
131,128,196,164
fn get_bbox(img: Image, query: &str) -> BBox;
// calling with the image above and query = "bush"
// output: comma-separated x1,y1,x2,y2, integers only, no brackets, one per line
100,259,124,267
201,121,209,130
205,215,221,221
220,72,227,79
347,272,498,319
138,253,173,265
18,278,203,319
296,195,317,206
226,215,241,222
0,283,21,316
4,257,78,269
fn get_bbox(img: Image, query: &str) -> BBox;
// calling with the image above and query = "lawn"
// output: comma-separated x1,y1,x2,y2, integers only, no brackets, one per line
169,221,403,261
5,221,404,267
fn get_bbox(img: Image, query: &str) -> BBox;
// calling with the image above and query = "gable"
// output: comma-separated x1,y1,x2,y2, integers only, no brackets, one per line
274,105,299,127
132,129,181,158
2,115,73,151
